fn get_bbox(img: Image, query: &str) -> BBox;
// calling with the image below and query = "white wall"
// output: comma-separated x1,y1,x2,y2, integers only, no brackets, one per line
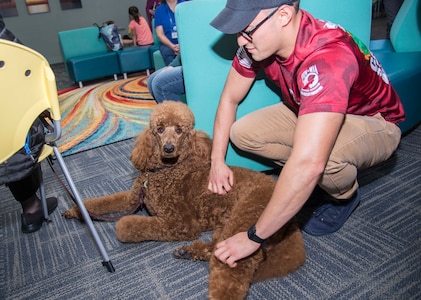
3,0,147,64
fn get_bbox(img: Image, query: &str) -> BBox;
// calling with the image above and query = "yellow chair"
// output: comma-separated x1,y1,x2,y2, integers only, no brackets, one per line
0,39,114,272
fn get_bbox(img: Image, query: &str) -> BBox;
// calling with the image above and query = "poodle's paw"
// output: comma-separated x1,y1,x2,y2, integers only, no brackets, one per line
62,206,82,219
115,215,145,243
173,243,211,261
173,246,192,260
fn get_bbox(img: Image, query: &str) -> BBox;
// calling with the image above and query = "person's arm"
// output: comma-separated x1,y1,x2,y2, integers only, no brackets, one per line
208,67,255,195
122,24,137,46
130,28,138,46
214,110,345,267
155,25,179,54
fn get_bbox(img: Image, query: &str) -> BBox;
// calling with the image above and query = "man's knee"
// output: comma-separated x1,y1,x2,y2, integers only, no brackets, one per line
229,120,249,150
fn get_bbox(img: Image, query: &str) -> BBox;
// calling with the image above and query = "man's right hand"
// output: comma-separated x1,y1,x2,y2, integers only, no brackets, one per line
208,161,234,194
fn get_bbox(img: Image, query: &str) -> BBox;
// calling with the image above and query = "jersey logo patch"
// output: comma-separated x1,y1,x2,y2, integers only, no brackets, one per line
300,65,323,96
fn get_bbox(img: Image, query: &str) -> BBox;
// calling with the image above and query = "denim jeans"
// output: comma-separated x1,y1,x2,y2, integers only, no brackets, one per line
147,66,184,103
230,102,401,199
159,44,177,66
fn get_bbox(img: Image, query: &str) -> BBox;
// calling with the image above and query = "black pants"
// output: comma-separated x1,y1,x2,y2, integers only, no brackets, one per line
7,165,40,202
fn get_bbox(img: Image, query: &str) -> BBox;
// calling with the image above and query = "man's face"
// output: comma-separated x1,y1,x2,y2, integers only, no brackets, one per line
237,7,281,61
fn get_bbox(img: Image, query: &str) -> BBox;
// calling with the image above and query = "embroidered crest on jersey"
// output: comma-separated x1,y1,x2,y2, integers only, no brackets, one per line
300,65,323,97
236,46,253,69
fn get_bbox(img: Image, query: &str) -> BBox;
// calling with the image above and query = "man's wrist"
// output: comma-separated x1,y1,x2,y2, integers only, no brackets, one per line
247,225,266,244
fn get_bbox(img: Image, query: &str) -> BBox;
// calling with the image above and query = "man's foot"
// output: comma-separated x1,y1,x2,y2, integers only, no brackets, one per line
21,197,58,234
303,189,361,236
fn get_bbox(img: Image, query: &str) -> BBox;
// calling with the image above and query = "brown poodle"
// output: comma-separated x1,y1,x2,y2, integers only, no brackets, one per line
64,101,305,299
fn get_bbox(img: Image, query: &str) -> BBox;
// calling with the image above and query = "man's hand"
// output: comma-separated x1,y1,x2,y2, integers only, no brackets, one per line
208,161,234,194
214,231,260,268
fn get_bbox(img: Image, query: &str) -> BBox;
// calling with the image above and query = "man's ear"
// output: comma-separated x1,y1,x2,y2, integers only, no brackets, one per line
278,4,295,27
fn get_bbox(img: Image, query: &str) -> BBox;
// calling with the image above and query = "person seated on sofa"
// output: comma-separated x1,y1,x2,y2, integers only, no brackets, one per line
153,0,187,65
0,15,57,234
147,55,184,103
123,6,154,47
383,0,403,39
207,0,405,268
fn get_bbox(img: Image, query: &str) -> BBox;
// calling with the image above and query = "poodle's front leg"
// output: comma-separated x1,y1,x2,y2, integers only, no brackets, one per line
63,191,133,219
208,253,262,300
116,215,202,243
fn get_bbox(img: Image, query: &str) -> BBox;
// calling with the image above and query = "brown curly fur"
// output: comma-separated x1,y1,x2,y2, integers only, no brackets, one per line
64,101,305,299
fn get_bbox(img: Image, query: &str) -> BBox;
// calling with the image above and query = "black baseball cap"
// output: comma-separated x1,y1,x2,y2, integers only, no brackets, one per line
211,0,296,34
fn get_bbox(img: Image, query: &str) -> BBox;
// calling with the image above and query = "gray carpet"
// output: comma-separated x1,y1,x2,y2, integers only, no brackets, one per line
1,122,420,299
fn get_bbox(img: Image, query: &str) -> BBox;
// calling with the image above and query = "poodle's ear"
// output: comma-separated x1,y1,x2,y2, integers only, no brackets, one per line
130,128,154,170
190,130,212,163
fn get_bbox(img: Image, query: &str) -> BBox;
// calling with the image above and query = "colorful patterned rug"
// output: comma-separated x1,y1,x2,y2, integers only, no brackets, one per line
57,76,156,156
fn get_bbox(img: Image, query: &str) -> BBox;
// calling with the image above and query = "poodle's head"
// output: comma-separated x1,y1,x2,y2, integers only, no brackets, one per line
131,101,211,170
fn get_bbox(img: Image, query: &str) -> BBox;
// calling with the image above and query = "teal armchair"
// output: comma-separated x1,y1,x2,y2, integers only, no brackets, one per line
176,0,373,170
370,0,421,133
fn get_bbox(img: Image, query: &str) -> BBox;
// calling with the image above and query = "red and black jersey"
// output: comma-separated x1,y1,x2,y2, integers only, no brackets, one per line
232,10,405,125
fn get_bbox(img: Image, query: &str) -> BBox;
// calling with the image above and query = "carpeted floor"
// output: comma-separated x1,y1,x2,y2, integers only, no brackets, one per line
0,121,420,299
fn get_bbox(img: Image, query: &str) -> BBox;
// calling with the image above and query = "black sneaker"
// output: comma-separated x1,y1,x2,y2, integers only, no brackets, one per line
21,197,58,234
303,189,361,236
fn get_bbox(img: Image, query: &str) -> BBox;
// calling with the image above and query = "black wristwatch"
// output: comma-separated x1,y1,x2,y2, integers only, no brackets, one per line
247,225,266,244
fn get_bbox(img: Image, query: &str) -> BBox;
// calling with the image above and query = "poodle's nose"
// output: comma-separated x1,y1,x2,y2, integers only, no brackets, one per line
163,143,174,154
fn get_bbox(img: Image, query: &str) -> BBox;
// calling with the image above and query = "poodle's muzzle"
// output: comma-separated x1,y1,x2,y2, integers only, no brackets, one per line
163,142,175,154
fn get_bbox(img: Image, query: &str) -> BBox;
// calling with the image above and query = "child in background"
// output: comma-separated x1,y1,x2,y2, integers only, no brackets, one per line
123,6,154,47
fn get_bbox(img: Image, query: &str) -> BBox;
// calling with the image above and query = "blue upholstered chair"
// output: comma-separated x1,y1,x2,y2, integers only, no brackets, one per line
176,0,373,170
150,19,166,70
370,0,421,133
117,46,152,79
58,27,120,88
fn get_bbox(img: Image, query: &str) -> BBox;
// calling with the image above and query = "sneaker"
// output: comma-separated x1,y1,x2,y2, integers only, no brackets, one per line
21,197,58,234
303,189,361,236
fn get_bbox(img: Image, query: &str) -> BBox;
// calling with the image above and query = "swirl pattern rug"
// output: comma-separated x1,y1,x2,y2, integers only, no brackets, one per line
57,76,156,156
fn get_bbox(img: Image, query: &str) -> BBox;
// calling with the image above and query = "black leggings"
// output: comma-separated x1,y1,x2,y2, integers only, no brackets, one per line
7,165,40,202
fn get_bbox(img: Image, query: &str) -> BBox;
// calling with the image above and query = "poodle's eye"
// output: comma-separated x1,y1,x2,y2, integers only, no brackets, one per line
176,127,182,135
157,127,164,134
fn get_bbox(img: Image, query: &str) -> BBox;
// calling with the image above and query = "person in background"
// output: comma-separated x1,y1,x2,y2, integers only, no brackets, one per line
146,0,162,29
383,0,403,39
208,0,404,268
147,55,184,103
153,0,187,65
123,6,154,47
0,15,57,234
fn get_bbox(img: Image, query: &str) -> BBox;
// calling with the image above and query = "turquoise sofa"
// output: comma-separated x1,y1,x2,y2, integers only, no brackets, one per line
58,26,153,87
176,0,373,171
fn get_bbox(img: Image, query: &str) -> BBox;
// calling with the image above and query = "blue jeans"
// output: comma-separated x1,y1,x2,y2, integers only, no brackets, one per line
159,44,177,66
147,66,185,103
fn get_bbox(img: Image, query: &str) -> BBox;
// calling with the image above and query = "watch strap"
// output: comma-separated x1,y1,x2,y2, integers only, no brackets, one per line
247,225,266,244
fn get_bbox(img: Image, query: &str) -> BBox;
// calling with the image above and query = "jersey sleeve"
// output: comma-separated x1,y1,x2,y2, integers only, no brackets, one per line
154,6,164,27
232,47,261,78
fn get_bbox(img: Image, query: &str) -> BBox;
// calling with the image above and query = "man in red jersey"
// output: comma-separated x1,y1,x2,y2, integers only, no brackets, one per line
208,0,405,268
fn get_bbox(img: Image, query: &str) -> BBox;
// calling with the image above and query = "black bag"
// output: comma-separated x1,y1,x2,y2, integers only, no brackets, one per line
0,118,45,185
